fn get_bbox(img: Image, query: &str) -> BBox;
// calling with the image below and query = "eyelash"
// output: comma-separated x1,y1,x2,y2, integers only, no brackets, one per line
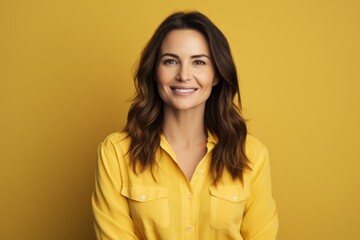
162,59,206,65
194,60,206,65
163,59,177,64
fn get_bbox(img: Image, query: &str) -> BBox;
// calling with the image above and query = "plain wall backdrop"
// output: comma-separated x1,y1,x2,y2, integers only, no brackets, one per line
1,0,359,239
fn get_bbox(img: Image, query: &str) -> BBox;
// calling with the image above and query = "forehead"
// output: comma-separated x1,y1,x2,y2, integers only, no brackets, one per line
160,29,210,55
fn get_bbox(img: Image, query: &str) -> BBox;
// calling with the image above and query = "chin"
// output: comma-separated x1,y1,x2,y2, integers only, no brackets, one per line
166,102,205,112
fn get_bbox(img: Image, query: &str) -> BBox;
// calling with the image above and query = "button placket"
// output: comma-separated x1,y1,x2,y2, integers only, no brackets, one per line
183,185,195,237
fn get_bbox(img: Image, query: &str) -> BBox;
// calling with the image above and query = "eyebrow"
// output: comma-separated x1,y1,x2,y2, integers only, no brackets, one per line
159,53,212,60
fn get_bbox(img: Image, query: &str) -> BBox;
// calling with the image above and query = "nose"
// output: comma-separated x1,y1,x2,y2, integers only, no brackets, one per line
176,64,191,81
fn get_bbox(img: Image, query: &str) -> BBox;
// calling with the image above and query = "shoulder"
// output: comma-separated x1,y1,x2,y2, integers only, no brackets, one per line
244,134,269,169
245,134,268,155
99,131,131,154
102,131,129,144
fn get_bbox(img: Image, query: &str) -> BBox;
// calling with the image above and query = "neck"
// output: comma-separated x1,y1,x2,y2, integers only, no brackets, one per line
162,106,207,148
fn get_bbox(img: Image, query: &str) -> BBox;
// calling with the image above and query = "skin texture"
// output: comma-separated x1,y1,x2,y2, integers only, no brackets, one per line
156,29,218,179
156,29,217,113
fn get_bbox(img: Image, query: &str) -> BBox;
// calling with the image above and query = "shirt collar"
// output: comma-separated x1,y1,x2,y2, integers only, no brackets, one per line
206,130,218,145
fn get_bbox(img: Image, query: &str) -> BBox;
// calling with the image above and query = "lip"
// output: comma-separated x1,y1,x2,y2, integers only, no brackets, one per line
170,86,198,95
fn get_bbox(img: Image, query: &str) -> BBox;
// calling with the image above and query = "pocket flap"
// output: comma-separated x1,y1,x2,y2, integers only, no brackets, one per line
121,185,168,202
209,185,250,202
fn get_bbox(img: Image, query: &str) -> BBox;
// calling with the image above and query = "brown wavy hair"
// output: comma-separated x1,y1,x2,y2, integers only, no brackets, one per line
124,11,250,183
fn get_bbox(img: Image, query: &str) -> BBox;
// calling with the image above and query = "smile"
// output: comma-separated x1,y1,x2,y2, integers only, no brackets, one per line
172,88,197,93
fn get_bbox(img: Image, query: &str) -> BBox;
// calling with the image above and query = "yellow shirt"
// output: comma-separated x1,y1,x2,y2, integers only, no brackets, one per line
92,132,278,240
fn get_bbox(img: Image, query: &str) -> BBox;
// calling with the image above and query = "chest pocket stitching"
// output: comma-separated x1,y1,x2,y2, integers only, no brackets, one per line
120,185,169,229
209,185,250,232
121,185,168,202
209,185,250,202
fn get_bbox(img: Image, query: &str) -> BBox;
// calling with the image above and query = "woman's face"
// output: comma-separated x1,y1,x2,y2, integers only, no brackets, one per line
156,29,217,112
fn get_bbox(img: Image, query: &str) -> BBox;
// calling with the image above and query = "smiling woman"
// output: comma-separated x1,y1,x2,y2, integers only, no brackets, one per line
92,11,278,240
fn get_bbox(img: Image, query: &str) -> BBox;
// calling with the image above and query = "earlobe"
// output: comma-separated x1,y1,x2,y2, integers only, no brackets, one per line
212,77,219,86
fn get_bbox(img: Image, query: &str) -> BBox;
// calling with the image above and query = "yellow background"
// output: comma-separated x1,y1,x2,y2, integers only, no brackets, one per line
1,0,359,239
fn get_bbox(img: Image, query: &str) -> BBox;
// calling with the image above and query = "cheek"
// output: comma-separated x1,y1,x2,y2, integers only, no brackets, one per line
198,72,216,87
156,68,169,100
156,84,167,104
156,67,173,85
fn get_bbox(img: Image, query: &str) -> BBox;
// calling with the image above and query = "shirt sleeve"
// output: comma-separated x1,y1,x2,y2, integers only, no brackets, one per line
91,137,138,240
240,144,279,240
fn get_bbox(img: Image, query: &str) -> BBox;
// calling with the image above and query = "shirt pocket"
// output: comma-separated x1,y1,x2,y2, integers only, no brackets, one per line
121,185,169,229
209,185,250,231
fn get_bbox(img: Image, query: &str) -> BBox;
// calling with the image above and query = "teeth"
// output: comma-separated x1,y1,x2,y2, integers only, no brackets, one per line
174,88,195,93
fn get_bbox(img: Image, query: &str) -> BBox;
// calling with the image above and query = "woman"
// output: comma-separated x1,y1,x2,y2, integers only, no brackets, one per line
92,11,278,240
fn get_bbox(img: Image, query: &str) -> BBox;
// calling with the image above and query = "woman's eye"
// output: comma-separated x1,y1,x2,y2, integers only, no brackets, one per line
194,60,206,65
163,59,177,64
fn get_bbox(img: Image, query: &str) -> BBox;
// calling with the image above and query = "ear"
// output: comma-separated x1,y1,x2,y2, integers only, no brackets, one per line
212,75,219,86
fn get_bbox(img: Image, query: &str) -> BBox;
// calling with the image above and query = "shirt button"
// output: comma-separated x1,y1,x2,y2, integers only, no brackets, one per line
197,170,203,175
231,195,238,201
140,194,146,200
186,225,193,231
187,193,192,199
